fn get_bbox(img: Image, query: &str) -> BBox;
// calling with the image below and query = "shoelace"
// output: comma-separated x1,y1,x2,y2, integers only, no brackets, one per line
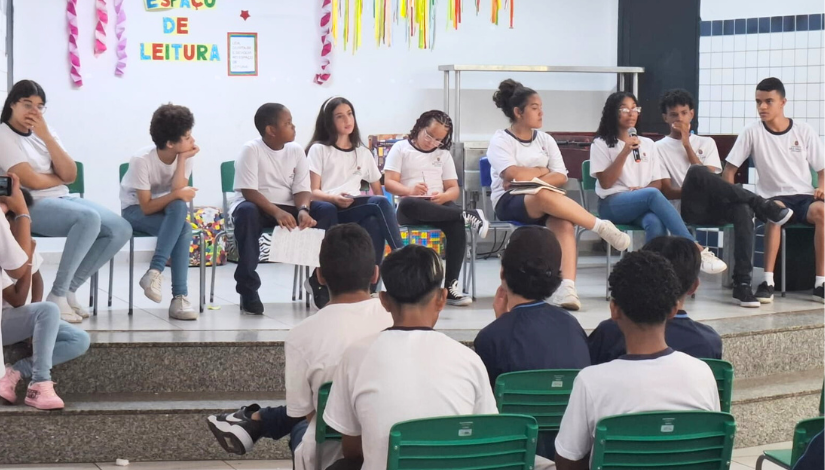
448,281,464,297
463,213,481,230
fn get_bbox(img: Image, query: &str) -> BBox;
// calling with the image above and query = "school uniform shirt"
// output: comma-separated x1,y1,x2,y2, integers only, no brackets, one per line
1,249,43,310
323,328,498,470
230,139,311,214
0,215,30,378
286,298,393,470
726,120,824,198
382,139,458,195
119,146,194,210
554,348,720,463
587,311,723,365
307,143,381,196
589,136,669,198
655,135,722,189
486,129,569,208
473,301,590,387
0,122,69,200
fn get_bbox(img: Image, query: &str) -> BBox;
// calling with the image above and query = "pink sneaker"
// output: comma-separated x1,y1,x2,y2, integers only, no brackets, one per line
0,367,21,404
24,381,65,410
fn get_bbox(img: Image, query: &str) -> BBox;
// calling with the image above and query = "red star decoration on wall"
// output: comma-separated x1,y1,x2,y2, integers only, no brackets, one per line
240,10,250,21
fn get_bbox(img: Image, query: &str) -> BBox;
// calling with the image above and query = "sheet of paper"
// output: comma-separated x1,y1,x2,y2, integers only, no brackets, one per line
267,227,326,268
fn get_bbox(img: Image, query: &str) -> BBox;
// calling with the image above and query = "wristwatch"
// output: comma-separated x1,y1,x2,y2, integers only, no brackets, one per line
298,205,310,214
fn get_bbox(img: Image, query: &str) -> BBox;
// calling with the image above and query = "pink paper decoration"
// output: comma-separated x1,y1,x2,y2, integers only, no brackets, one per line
314,0,333,85
94,0,108,57
114,0,127,75
67,0,82,86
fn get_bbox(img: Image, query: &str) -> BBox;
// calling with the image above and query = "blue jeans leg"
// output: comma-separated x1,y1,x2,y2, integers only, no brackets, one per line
309,201,338,230
338,196,404,265
257,405,306,441
1,302,61,382
598,188,695,242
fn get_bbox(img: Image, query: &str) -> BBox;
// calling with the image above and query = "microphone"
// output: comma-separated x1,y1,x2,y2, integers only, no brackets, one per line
628,127,641,162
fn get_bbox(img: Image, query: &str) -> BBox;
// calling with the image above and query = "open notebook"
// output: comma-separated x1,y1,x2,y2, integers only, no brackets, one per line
508,177,566,195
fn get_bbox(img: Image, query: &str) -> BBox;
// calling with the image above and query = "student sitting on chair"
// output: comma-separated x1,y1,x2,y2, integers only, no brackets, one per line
383,110,488,307
207,224,392,469
590,91,727,275
487,79,631,311
306,97,403,286
230,103,337,313
474,225,590,459
120,104,200,320
588,236,722,365
655,89,792,308
554,250,720,470
722,78,825,303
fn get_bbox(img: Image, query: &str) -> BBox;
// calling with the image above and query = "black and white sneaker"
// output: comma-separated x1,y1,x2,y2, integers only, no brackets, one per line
462,209,489,239
304,270,330,309
732,283,760,308
240,294,264,315
446,280,472,306
813,283,824,303
758,198,794,226
754,281,775,304
207,404,263,455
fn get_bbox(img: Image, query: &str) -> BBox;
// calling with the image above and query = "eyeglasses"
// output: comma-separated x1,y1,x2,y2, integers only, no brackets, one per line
422,128,443,145
619,107,642,115
21,102,47,114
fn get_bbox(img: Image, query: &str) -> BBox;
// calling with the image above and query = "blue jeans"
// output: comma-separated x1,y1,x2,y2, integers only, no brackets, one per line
1,302,91,382
258,405,308,455
598,188,695,242
30,197,132,297
122,200,192,297
337,196,403,265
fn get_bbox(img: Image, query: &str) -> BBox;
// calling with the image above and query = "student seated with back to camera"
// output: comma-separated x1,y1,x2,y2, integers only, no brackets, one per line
588,236,722,365
554,250,719,470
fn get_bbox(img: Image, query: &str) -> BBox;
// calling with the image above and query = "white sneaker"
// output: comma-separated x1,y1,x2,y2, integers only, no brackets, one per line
595,220,631,252
66,291,90,319
45,293,83,323
700,248,728,274
169,295,198,320
446,280,473,306
462,209,490,239
550,284,581,311
139,269,163,303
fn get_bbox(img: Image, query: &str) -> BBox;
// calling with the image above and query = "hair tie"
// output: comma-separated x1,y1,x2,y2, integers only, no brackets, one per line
323,96,342,112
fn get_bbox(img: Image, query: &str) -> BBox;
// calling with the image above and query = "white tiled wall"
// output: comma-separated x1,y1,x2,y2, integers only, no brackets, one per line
698,29,825,140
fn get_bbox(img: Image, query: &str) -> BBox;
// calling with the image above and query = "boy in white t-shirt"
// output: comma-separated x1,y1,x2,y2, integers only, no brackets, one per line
231,103,338,314
120,104,199,320
323,244,498,470
722,78,825,303
655,89,793,307
554,251,720,470
207,224,392,470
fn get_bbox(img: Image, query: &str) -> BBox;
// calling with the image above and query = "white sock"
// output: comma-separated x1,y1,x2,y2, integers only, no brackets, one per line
560,279,575,288
592,218,604,232
764,272,775,287
816,276,825,287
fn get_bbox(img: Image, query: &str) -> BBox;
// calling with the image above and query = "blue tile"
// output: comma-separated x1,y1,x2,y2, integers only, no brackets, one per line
724,19,735,35
700,20,712,37
735,18,746,34
812,13,823,30
697,231,708,245
783,15,795,32
759,17,771,33
707,231,719,247
796,14,809,31
754,253,763,269
771,16,783,32
747,18,758,34
712,20,724,35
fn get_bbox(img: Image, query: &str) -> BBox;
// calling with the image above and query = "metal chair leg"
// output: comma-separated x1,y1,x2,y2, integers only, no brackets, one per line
89,272,95,308
781,227,786,297
108,259,114,307
754,454,765,470
292,265,299,301
93,271,99,315
305,266,310,308
199,233,206,313
605,244,611,301
210,232,224,304
470,229,477,300
128,236,134,316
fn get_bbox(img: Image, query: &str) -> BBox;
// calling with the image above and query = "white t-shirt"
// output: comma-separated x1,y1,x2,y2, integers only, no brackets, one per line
119,146,194,210
0,123,69,200
230,139,311,214
286,298,393,470
1,249,43,310
656,135,722,189
382,140,458,195
323,329,498,470
0,215,30,378
555,349,720,463
307,143,381,196
486,129,569,207
590,136,668,198
726,120,824,198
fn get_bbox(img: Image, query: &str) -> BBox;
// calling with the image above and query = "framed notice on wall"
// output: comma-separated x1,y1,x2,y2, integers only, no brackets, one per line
227,32,258,76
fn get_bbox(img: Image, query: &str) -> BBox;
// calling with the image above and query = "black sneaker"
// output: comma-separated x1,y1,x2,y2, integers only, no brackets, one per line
813,283,824,303
446,280,472,306
304,270,329,309
240,293,264,315
207,404,263,455
733,283,760,308
462,209,489,239
758,199,794,226
754,281,775,304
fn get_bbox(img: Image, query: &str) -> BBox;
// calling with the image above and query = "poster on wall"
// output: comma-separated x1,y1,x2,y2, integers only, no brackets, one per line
227,32,258,76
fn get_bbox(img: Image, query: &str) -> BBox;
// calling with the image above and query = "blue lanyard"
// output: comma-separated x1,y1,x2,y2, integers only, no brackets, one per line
512,301,545,310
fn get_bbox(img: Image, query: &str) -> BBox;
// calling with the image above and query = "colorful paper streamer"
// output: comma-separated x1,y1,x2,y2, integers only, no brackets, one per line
94,0,108,57
67,0,82,87
114,0,127,75
315,0,333,84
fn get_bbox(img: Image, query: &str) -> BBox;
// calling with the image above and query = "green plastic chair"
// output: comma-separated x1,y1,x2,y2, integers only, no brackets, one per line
591,411,736,470
756,416,824,469
314,382,341,470
701,359,734,413
779,167,819,297
494,369,579,434
386,414,538,470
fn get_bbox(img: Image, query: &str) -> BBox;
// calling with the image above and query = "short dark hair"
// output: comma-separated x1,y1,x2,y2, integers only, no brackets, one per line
1,80,46,124
254,103,287,137
608,251,682,325
149,104,194,149
408,110,453,151
492,79,538,123
501,226,563,300
318,224,376,295
641,236,700,298
306,97,363,152
659,89,695,114
380,245,444,306
756,77,786,98
595,91,638,147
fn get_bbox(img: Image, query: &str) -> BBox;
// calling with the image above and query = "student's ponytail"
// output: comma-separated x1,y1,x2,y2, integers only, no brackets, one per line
1,80,46,124
492,79,537,123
